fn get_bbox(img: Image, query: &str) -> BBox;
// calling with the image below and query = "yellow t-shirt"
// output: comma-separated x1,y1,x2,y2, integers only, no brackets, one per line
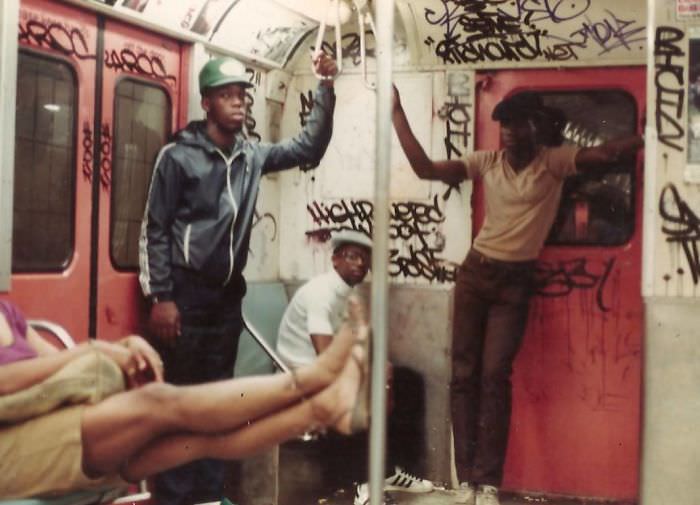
463,146,579,261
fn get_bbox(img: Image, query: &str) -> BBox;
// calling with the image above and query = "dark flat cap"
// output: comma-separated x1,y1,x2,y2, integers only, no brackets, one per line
492,92,543,121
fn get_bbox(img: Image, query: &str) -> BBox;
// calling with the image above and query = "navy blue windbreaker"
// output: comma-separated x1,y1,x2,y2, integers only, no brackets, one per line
139,84,335,298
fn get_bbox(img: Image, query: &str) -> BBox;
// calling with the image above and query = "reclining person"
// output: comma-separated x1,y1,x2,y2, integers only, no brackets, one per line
0,298,369,500
276,230,434,505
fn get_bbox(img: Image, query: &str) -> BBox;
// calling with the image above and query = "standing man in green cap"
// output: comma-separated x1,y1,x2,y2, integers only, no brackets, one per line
139,52,337,505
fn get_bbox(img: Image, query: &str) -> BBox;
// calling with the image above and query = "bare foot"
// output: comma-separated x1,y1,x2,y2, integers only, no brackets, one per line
309,327,369,435
294,295,369,394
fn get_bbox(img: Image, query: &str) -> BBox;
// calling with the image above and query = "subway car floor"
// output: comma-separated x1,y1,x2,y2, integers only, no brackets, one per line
284,485,636,505
268,436,636,505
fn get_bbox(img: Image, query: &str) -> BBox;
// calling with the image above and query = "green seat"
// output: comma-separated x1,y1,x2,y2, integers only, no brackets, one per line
0,487,124,505
234,281,289,377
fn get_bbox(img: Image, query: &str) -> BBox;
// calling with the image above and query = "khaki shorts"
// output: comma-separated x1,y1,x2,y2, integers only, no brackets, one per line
0,405,126,499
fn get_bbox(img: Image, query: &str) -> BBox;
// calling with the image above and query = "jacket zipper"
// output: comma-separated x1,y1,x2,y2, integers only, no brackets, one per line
216,148,240,286
183,224,192,265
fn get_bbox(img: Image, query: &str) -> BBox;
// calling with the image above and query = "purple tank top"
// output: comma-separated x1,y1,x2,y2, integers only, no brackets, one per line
0,300,37,365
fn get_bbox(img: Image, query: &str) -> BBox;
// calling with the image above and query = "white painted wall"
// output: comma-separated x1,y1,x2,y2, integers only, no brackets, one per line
276,70,473,285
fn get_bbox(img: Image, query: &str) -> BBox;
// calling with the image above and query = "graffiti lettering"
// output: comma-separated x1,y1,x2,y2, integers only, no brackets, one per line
249,210,278,256
535,257,615,312
307,199,374,236
298,90,319,172
82,122,93,182
299,90,313,128
99,123,112,190
498,0,591,24
390,246,456,283
424,0,643,64
18,19,95,60
659,183,700,284
443,96,471,160
244,67,261,142
321,31,374,66
565,11,645,55
307,196,456,283
654,26,685,152
104,48,177,85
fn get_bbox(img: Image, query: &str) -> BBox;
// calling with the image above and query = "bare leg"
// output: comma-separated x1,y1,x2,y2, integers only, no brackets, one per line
122,337,366,480
82,296,367,477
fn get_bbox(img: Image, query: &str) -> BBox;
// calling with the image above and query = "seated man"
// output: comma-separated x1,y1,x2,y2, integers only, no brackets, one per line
276,230,434,505
0,298,368,500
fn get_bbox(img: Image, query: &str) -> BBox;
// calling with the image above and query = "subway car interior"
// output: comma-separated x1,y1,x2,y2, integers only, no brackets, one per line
0,0,699,504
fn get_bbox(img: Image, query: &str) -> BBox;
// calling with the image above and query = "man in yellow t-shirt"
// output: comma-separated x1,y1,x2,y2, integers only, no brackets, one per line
391,88,643,505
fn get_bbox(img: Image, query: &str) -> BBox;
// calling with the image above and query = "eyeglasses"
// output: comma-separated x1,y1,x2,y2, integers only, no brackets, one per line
341,250,371,267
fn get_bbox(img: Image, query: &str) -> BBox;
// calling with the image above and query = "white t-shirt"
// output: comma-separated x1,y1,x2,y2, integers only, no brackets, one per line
276,269,353,369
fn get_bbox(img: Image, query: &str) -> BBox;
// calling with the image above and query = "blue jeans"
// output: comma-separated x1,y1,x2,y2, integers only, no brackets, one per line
152,268,245,505
450,249,535,487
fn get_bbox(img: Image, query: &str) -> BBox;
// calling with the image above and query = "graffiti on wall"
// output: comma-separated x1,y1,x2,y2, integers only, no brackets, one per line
298,90,319,172
535,257,616,312
99,123,112,190
659,183,700,284
654,26,685,152
423,1,645,64
248,209,278,257
443,95,471,160
244,67,262,142
441,70,474,199
306,195,458,283
82,122,94,182
105,45,177,86
18,16,96,60
527,253,637,411
321,31,375,67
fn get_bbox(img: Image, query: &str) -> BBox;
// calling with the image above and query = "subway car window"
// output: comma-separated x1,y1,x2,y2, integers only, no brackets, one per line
13,52,76,272
542,91,637,246
111,80,170,269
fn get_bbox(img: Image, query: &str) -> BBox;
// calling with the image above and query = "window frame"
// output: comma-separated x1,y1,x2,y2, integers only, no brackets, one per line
12,48,79,273
539,88,639,248
109,75,172,272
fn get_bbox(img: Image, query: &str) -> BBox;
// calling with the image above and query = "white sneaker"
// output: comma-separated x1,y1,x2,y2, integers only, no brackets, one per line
454,481,475,504
475,485,500,505
384,466,434,493
353,483,397,505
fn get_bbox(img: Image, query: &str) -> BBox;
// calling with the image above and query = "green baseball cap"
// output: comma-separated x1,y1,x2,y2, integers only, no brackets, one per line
198,57,253,94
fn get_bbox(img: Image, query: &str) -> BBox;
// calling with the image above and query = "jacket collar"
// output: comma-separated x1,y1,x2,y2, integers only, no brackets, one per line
176,120,246,157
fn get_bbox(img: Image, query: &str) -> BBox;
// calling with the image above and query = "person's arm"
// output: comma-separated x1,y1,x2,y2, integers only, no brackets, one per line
306,287,337,357
575,134,644,171
1,324,163,395
139,147,182,342
392,84,467,184
310,333,333,355
262,53,338,172
0,339,93,395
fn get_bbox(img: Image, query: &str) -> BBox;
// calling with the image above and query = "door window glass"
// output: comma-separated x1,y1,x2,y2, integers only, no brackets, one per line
13,52,76,271
111,79,170,269
539,91,637,246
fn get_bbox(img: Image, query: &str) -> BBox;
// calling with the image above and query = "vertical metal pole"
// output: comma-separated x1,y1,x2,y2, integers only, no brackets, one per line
641,0,657,298
369,1,394,504
640,1,656,504
0,0,19,292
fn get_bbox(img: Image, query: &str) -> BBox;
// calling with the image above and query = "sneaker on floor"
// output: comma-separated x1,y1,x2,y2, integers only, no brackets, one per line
354,483,397,505
454,481,476,505
384,466,434,493
476,485,500,505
